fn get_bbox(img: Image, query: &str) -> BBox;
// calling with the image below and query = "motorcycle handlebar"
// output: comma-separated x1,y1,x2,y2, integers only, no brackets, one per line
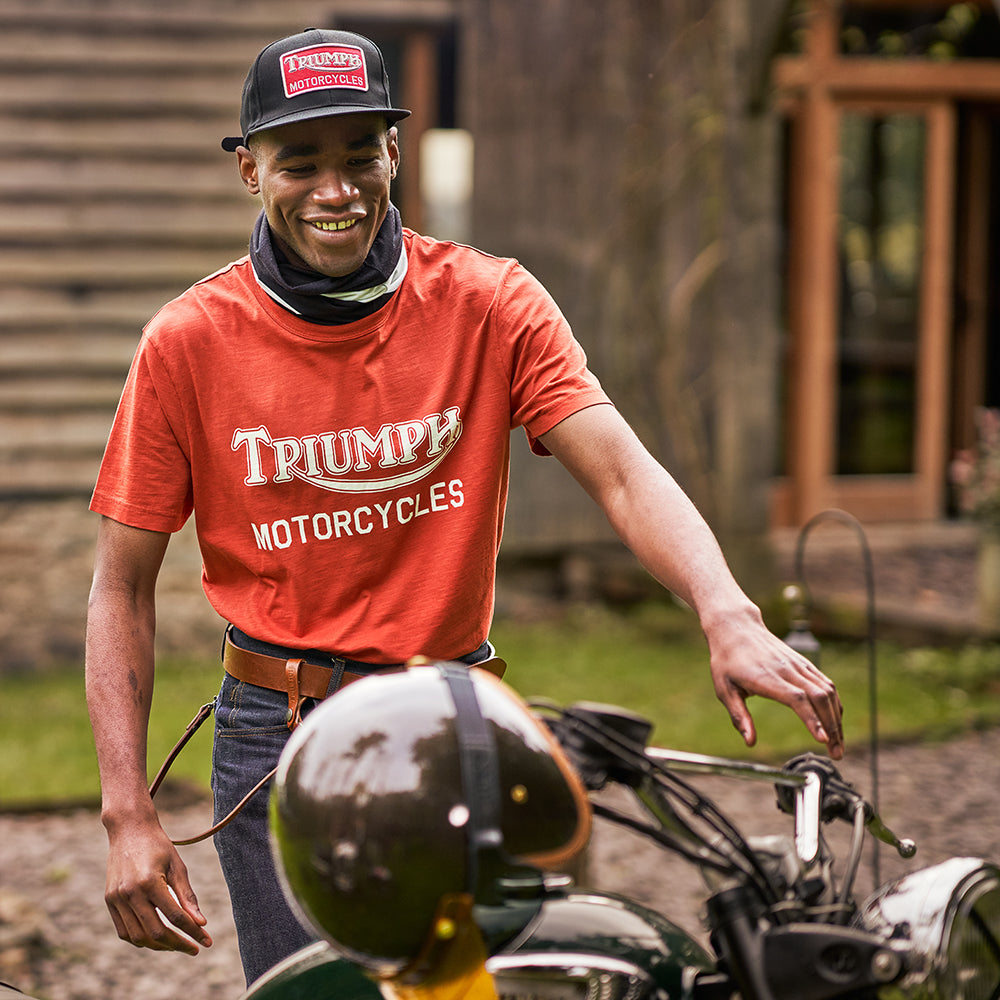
647,747,916,860
646,747,917,860
537,701,916,862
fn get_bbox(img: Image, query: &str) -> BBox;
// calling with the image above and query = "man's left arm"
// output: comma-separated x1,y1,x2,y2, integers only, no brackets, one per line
539,403,844,759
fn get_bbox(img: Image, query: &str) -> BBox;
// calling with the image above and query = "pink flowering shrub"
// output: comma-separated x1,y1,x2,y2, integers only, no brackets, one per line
951,408,1000,529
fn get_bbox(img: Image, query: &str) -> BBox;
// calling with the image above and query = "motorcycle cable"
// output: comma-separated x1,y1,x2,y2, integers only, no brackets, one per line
588,799,751,879
836,801,868,912
534,702,786,909
541,701,775,894
791,507,881,886
641,766,789,912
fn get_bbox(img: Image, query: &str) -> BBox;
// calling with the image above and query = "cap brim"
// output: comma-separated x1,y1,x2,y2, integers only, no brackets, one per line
220,105,410,152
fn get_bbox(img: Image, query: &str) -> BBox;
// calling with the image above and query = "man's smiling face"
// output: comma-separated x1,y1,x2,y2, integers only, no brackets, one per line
237,112,400,278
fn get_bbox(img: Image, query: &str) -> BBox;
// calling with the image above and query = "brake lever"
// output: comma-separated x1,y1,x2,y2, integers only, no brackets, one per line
862,806,917,858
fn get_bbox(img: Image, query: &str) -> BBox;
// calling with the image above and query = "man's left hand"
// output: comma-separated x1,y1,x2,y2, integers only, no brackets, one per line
706,613,844,759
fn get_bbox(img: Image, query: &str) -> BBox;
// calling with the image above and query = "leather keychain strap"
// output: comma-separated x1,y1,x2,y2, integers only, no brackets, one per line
170,766,278,847
149,658,317,845
148,700,214,800
148,698,279,847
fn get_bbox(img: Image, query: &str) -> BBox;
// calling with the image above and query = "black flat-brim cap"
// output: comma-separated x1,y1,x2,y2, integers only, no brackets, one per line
221,28,410,151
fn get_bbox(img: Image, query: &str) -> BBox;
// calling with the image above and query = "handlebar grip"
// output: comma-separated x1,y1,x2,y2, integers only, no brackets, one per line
775,753,855,820
777,753,916,859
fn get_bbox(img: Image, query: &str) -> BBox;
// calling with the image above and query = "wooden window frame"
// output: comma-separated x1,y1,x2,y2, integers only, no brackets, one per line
770,0,990,525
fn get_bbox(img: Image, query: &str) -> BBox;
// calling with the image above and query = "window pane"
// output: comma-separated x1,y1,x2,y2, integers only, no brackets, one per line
837,113,925,474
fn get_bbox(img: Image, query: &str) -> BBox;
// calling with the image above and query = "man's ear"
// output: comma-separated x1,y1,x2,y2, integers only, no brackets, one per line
236,146,260,196
387,126,400,180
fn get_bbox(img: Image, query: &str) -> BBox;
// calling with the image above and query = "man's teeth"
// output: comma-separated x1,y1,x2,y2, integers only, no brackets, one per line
310,220,357,231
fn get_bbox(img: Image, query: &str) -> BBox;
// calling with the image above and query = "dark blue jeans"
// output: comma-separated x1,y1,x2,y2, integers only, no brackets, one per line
212,670,319,986
211,636,495,986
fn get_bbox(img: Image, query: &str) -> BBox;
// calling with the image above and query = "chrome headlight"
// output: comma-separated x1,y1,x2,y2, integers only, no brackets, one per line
855,857,1000,999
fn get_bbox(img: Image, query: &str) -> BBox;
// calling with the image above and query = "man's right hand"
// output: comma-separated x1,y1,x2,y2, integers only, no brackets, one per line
86,518,210,953
103,814,212,955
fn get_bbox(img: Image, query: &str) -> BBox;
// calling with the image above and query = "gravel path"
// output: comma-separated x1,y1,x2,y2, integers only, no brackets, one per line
2,727,998,999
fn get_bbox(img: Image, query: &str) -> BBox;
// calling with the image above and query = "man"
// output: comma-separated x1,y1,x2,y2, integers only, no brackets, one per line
86,27,843,986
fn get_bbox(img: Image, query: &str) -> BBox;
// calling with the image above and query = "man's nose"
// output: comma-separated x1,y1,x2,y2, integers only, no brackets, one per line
311,170,359,204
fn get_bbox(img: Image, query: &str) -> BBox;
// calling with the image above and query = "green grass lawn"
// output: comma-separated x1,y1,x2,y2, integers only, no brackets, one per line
2,602,999,809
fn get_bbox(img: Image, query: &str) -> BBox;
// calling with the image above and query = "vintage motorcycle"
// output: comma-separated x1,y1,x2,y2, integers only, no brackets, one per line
241,662,1000,1000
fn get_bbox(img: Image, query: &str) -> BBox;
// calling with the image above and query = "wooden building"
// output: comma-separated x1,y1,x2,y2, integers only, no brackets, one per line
2,0,998,555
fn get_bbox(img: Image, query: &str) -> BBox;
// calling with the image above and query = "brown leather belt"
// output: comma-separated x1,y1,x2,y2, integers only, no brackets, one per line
223,633,506,729
223,635,391,727
224,636,372,697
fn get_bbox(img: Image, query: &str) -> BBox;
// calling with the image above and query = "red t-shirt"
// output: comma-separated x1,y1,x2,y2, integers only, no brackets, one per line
92,231,609,661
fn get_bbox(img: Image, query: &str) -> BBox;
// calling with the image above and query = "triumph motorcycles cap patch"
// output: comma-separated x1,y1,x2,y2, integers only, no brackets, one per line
221,28,410,152
281,44,369,99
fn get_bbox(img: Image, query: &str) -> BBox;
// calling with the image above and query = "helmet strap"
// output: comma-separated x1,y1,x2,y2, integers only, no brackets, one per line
440,664,504,898
440,665,546,951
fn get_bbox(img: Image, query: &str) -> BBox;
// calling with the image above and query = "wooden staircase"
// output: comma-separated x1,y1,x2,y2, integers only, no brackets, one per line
0,1,329,498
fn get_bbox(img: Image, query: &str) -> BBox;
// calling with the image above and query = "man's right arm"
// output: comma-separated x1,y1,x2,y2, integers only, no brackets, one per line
85,515,212,955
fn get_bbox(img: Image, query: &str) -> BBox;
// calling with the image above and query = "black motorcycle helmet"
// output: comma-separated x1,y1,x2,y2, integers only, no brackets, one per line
270,664,591,986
